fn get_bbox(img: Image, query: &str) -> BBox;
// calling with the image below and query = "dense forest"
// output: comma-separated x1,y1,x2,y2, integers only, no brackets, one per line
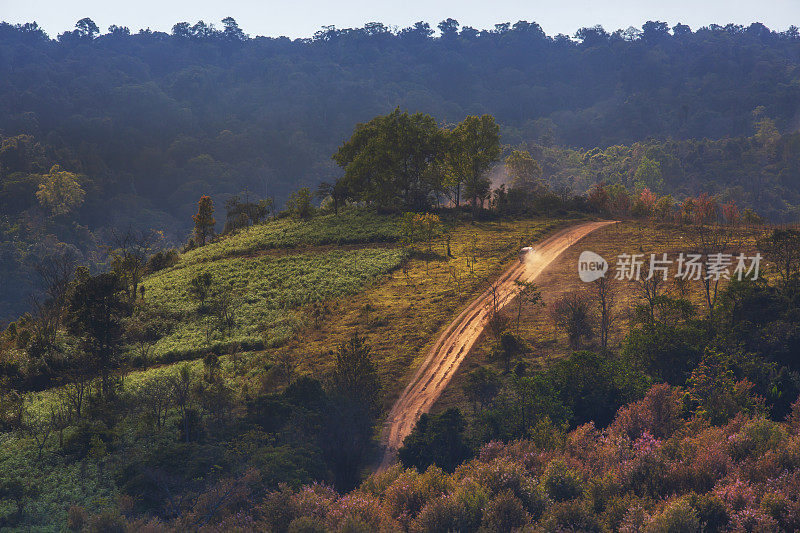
1,17,799,320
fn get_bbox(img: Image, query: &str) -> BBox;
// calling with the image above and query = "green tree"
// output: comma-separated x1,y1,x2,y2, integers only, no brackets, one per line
549,292,593,349
505,150,543,190
633,157,663,192
333,108,445,209
107,229,162,305
35,164,85,216
462,365,501,412
193,195,215,245
759,228,800,290
65,272,128,399
514,280,543,334
286,187,314,219
398,408,472,472
323,334,381,490
75,18,100,39
447,115,501,213
188,272,214,307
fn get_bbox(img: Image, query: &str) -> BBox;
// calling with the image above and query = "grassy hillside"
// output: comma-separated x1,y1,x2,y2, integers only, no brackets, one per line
141,248,407,360
177,210,404,266
3,210,575,529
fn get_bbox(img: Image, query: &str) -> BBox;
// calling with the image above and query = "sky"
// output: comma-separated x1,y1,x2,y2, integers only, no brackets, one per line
1,0,797,39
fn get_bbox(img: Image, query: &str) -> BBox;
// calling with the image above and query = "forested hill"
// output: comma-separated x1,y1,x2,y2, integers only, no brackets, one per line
1,18,799,223
0,18,799,321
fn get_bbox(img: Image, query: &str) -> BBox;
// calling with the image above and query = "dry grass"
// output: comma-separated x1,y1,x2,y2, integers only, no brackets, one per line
248,217,571,408
433,221,767,412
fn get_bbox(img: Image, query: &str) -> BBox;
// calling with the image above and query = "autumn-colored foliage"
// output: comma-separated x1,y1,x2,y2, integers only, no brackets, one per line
102,386,800,532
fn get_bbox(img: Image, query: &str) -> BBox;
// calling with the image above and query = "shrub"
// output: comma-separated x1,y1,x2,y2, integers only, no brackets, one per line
689,492,729,532
383,466,451,525
540,499,602,532
86,510,128,533
542,459,585,502
398,408,472,473
145,249,179,273
325,492,397,532
728,418,786,461
66,506,88,531
481,491,529,532
610,383,683,440
62,420,116,459
410,493,478,533
644,497,699,532
287,515,327,533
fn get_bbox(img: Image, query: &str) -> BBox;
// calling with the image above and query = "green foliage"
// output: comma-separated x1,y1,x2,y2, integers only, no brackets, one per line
624,320,708,384
35,165,85,216
548,351,651,427
140,248,406,360
542,459,585,502
633,156,663,192
65,272,129,398
192,195,215,246
398,408,472,472
334,109,446,210
324,334,382,490
286,187,314,219
447,115,501,209
188,271,213,306
505,150,543,190
179,210,402,266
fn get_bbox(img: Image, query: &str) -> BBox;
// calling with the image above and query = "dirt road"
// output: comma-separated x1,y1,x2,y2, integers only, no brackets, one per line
379,220,616,469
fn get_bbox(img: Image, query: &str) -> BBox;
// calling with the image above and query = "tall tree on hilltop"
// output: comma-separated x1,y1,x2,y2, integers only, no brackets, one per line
193,195,215,246
333,108,446,210
446,115,501,213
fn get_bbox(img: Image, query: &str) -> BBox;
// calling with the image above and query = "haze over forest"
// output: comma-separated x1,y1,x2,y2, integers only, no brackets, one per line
0,16,799,317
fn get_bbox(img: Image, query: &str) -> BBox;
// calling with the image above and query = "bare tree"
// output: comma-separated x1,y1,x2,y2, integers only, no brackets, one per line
274,350,295,387
60,363,90,420
549,292,593,350
486,279,510,343
759,228,800,290
635,256,669,325
23,408,53,461
124,310,165,363
513,280,543,335
170,365,196,443
136,376,172,430
0,378,23,430
106,228,163,305
25,249,78,363
593,276,617,350
691,223,739,321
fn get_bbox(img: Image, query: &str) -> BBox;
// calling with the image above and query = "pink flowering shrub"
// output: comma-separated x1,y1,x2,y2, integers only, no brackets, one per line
324,491,398,531
610,383,682,440
620,432,669,497
141,383,800,532
715,478,757,512
382,466,451,525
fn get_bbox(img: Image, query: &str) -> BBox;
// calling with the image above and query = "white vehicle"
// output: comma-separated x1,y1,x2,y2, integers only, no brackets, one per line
519,246,533,263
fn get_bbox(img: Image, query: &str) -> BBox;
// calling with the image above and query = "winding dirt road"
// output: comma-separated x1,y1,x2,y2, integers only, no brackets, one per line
379,220,616,469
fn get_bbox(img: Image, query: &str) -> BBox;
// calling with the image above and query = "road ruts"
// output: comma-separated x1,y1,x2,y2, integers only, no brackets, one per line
379,220,616,470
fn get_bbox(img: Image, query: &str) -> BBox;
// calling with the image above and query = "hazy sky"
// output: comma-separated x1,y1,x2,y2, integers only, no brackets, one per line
1,0,798,39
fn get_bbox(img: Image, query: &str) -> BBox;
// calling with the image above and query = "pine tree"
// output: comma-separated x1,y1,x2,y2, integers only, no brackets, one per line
193,195,215,245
